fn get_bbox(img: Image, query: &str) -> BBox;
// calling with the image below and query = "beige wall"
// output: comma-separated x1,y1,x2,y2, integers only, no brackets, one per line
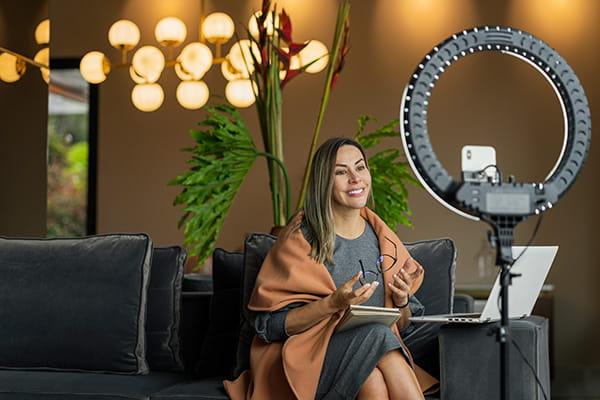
2,0,598,379
0,0,48,237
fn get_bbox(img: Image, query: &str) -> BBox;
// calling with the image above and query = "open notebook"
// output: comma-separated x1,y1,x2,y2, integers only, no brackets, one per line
410,245,558,324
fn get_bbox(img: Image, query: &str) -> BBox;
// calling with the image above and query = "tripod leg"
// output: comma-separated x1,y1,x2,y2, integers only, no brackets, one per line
499,264,511,400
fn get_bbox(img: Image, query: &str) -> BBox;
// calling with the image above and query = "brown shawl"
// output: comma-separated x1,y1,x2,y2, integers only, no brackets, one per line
224,208,437,400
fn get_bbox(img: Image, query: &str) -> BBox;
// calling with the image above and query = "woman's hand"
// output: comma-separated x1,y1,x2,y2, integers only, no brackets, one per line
326,272,379,312
286,272,378,335
388,257,423,308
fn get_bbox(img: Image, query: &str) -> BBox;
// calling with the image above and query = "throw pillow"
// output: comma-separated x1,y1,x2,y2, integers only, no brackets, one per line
231,233,276,379
145,246,186,371
196,248,244,379
406,237,457,315
403,237,457,379
0,234,152,374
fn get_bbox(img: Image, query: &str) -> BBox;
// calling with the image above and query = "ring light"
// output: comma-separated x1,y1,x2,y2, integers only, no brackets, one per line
400,26,591,265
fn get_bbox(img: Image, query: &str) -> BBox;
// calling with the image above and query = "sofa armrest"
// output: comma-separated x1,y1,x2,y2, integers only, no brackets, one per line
452,293,474,314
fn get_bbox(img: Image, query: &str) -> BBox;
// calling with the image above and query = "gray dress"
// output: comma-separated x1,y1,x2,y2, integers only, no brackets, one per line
252,222,424,399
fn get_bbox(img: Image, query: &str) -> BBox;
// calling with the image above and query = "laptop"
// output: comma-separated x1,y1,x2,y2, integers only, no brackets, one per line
409,245,558,324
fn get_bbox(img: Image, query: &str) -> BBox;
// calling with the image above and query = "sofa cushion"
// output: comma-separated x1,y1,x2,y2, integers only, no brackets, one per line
0,370,185,399
149,377,229,399
179,292,212,373
406,237,457,315
183,273,213,292
0,234,152,374
402,237,457,379
146,246,186,372
196,248,244,379
232,233,276,379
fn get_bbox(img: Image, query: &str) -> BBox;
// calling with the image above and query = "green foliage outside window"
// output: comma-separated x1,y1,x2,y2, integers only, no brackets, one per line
47,114,88,237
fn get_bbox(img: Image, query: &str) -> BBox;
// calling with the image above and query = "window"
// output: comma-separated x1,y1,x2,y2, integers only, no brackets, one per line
47,59,97,237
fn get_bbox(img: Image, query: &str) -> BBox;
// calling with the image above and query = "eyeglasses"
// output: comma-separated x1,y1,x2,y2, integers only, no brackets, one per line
358,237,398,285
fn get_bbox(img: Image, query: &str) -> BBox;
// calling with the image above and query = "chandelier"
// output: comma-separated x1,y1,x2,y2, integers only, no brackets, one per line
0,19,50,84
79,1,328,112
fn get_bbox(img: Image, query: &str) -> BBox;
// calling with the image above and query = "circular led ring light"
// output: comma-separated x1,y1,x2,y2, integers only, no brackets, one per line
401,26,591,221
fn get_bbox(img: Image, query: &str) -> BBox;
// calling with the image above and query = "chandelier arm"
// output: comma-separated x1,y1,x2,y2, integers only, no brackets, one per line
0,46,47,69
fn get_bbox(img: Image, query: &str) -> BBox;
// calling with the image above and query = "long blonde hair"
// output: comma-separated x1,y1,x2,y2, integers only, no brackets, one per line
303,138,373,264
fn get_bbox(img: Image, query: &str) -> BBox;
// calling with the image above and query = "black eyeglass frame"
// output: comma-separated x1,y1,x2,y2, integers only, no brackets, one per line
358,237,398,285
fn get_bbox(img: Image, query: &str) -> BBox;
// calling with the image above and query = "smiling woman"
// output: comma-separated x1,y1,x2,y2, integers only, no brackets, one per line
331,144,372,233
224,137,433,400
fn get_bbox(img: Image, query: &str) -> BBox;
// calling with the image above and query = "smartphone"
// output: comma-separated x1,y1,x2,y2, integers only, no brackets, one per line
461,145,497,182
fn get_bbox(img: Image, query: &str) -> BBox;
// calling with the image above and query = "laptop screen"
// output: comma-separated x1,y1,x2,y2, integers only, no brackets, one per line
481,246,558,320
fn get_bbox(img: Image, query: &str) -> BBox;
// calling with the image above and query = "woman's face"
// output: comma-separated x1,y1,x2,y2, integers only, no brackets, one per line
331,145,371,213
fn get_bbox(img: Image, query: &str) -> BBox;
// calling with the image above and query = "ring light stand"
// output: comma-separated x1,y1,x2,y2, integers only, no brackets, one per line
400,26,591,399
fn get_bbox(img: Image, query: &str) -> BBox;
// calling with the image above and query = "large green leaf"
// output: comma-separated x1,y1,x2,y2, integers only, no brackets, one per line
354,117,421,229
170,103,259,269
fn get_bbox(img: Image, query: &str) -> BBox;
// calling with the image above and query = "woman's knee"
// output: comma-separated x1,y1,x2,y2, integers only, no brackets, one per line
358,367,389,399
379,347,405,366
377,350,424,400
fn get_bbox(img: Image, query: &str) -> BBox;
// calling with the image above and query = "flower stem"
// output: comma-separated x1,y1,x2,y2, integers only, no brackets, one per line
296,0,351,209
257,151,291,224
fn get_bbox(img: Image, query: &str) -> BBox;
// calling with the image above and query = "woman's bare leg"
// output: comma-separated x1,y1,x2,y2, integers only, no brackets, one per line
377,350,424,400
357,367,389,400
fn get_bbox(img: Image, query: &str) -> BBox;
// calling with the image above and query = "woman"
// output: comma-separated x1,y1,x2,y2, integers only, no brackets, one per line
225,138,436,399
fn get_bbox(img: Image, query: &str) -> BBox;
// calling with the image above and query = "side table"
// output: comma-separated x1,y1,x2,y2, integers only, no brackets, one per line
455,283,555,376
439,316,550,400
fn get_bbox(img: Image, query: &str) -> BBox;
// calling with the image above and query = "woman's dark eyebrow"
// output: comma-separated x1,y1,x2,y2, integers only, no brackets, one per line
335,158,365,168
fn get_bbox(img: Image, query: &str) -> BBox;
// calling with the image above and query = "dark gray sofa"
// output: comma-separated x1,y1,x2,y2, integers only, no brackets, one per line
0,233,219,400
0,232,549,399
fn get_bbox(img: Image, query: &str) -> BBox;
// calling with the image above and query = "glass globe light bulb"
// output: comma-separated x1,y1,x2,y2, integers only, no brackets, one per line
108,20,141,50
248,11,278,39
228,40,260,77
174,63,192,81
202,12,234,44
299,40,329,73
131,83,164,112
129,65,146,84
176,80,209,110
131,45,165,83
225,79,256,108
290,54,302,70
177,42,213,80
80,51,111,84
248,12,260,40
0,53,26,83
278,45,301,78
221,58,245,81
34,48,50,83
154,17,187,47
34,19,50,45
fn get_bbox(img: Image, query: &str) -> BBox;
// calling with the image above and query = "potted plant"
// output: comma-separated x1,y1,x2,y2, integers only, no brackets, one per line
171,0,419,269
